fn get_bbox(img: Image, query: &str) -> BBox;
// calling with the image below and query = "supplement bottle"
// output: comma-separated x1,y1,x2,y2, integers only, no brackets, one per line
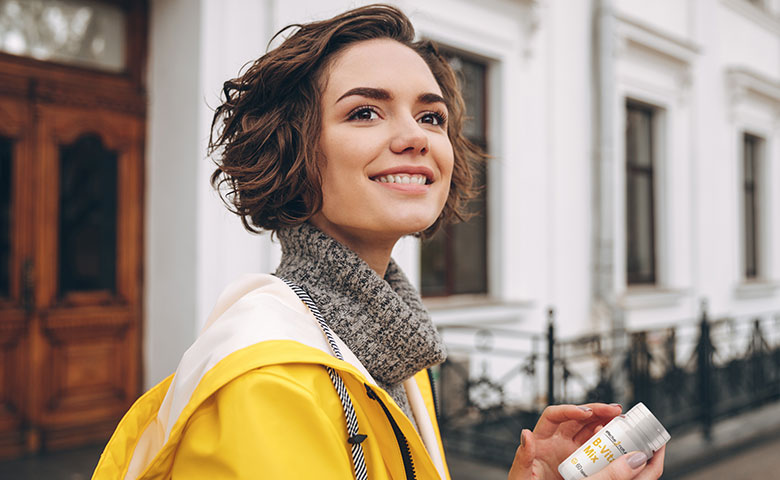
558,402,670,480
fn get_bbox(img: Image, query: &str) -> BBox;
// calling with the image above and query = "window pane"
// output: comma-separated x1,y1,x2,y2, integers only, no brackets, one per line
58,133,117,295
626,173,655,283
452,165,487,294
744,138,755,183
744,134,760,279
744,188,756,278
421,233,448,296
0,0,126,72
0,136,11,298
450,56,486,142
626,106,653,168
626,103,656,285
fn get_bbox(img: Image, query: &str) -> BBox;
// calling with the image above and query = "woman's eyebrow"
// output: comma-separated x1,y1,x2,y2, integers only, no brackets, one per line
335,88,447,107
336,87,392,103
418,92,447,107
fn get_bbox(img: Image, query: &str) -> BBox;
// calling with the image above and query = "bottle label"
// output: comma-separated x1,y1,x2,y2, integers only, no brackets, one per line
558,420,642,479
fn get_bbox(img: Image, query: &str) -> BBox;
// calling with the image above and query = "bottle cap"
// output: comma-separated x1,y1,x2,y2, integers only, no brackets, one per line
624,402,671,452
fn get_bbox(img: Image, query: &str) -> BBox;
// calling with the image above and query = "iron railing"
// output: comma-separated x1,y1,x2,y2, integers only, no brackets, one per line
435,305,780,467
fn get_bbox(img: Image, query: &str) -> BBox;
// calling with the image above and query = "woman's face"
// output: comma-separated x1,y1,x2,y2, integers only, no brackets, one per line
313,38,454,251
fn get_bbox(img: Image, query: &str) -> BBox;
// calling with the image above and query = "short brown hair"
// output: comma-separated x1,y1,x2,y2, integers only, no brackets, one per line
209,3,484,237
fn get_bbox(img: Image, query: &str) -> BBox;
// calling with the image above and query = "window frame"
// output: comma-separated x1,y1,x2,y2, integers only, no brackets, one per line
742,132,764,280
625,100,659,286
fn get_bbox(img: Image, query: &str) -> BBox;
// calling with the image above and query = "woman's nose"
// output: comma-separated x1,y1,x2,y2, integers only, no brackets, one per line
389,117,428,155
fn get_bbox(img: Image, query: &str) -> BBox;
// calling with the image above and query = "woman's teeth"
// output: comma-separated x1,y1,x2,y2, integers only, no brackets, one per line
374,174,428,185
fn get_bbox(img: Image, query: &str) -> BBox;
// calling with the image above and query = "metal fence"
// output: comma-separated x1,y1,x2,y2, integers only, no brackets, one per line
435,305,780,467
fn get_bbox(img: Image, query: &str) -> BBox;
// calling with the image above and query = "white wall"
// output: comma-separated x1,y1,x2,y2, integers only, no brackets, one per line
146,0,281,388
196,0,277,332
145,0,202,387
545,0,594,335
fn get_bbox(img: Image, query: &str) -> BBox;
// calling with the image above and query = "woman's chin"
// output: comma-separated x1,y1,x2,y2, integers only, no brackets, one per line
385,216,439,237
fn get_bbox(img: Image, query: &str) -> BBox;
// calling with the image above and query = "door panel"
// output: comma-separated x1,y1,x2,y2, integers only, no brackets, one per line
34,104,142,448
39,309,136,449
0,136,11,298
0,97,32,457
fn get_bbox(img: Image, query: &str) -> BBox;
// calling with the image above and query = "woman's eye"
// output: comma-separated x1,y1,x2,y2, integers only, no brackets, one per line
348,107,379,121
419,111,447,127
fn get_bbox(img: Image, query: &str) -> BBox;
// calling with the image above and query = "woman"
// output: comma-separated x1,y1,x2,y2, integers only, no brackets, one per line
93,4,664,479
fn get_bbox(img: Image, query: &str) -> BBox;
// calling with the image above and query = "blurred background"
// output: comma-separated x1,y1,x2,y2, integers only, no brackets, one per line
0,0,778,478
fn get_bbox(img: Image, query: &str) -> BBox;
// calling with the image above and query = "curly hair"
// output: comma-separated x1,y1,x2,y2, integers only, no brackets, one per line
209,3,484,237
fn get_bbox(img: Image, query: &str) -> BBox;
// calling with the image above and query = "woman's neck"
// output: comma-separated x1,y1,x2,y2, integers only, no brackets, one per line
309,216,398,277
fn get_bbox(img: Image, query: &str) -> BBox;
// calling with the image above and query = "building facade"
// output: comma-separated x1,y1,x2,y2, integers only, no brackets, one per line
145,0,780,381
0,0,778,457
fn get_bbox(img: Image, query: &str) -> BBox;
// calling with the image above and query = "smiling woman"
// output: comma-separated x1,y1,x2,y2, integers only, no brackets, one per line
92,4,663,480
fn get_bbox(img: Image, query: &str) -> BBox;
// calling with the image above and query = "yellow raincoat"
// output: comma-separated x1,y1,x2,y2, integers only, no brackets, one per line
93,274,450,479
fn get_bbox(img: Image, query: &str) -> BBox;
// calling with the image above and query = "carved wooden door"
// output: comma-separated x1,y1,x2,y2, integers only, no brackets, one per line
0,96,143,456
0,95,32,458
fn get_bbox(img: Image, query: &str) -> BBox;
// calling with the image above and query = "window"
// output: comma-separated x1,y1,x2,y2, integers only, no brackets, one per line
0,0,127,72
625,101,657,285
58,133,118,295
743,133,763,279
420,53,488,297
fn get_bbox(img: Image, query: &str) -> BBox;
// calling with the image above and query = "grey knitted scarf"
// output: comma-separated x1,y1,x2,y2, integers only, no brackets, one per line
274,222,446,425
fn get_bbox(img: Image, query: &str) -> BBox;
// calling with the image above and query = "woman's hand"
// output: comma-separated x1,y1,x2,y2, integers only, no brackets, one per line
507,403,664,480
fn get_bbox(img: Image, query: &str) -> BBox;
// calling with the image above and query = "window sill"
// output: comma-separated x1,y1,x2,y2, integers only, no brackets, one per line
734,281,780,299
424,296,535,327
618,287,689,310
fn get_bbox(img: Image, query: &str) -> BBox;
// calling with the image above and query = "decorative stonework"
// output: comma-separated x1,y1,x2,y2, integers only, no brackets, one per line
614,12,699,97
727,67,780,117
518,0,542,60
615,13,700,65
720,0,780,35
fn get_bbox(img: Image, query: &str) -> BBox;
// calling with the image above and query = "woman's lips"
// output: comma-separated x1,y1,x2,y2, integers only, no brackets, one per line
371,173,430,193
369,165,434,184
373,173,428,185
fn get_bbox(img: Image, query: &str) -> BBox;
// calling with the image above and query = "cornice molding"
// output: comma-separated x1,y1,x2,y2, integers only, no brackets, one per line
615,13,701,65
727,67,780,105
0,71,146,117
720,0,780,35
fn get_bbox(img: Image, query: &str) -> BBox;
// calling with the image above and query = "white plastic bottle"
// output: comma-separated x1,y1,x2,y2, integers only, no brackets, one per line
558,402,670,480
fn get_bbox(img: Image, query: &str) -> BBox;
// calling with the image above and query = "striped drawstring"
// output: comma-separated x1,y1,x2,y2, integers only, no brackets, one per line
281,279,368,480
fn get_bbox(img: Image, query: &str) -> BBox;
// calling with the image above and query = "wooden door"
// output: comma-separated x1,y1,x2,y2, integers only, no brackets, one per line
0,0,147,458
35,103,143,450
0,97,143,457
0,96,33,458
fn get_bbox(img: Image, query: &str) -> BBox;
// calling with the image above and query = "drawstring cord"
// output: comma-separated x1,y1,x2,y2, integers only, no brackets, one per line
280,279,369,480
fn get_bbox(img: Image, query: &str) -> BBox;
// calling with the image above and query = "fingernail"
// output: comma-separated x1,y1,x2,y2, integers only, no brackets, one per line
627,452,648,469
578,406,592,412
520,429,526,448
610,403,622,410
